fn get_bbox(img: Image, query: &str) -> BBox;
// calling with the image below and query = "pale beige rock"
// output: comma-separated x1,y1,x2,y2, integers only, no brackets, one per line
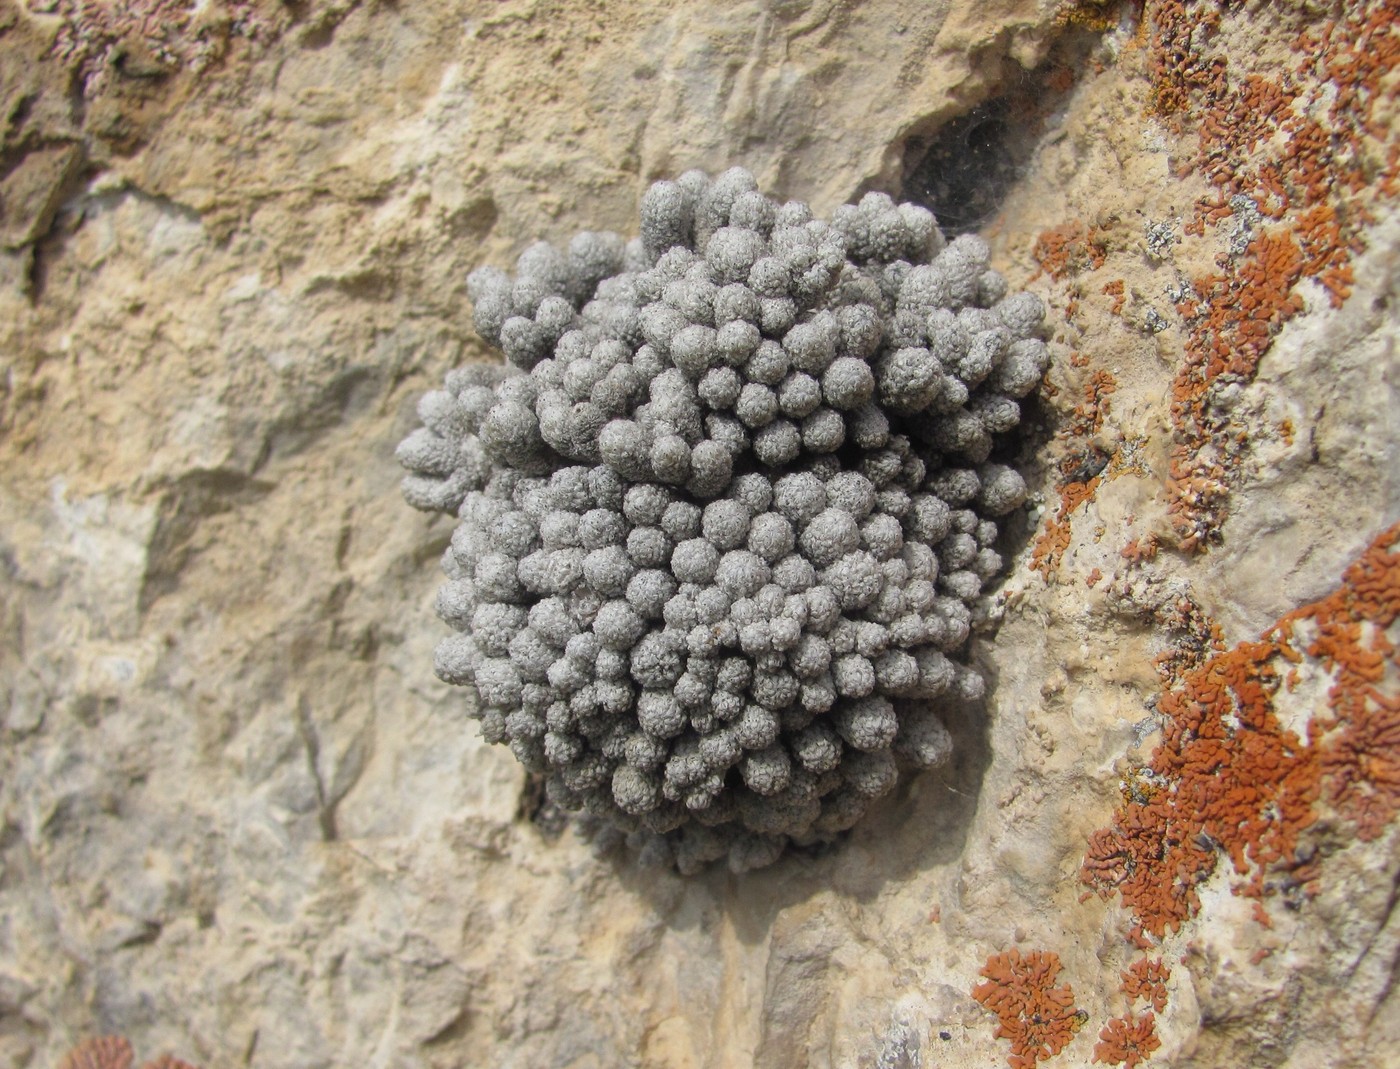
0,2,1396,1069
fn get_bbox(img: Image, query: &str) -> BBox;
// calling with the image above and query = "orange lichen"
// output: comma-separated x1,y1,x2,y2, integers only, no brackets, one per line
1090,636,1318,937
1023,2,1394,564
1034,514,1077,579
59,1038,134,1069
1032,221,1110,282
973,949,1085,1069
1102,279,1126,315
1121,958,1170,1013
1145,0,1399,551
1145,0,1221,120
1093,1012,1161,1068
1120,535,1160,565
1250,900,1274,929
57,1039,202,1069
1032,371,1118,579
1167,224,1306,551
1082,523,1400,940
1318,687,1400,840
1274,526,1400,840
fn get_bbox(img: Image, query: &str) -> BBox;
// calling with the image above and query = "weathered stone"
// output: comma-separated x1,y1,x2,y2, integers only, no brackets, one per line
0,3,1396,1068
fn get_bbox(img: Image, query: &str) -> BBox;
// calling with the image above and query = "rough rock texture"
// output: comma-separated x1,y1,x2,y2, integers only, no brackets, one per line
0,2,1396,1068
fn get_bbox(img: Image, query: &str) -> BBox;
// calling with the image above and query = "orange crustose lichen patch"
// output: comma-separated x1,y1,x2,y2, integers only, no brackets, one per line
1145,1,1222,121
1032,371,1118,579
1274,526,1400,840
1167,224,1304,552
1032,220,1110,282
973,949,1085,1069
1090,955,1171,1064
58,1038,202,1069
1121,957,1171,1013
1102,279,1126,315
1146,0,1399,551
1120,535,1160,566
1093,1012,1161,1068
59,1038,135,1069
1082,523,1400,941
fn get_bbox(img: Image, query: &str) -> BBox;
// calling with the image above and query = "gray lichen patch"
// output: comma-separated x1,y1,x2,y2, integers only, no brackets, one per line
398,169,1046,873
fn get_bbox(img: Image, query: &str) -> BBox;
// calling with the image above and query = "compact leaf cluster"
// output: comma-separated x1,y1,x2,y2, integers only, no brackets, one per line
398,168,1046,872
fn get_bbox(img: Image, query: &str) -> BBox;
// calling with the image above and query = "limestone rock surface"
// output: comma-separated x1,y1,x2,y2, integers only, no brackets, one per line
0,2,1396,1068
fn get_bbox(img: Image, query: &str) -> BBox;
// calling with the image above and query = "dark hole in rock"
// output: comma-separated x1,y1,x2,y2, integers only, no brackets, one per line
897,26,1107,235
901,103,1030,237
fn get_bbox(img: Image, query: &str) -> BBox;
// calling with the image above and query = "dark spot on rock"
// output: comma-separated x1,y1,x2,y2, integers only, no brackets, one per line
902,102,1027,237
